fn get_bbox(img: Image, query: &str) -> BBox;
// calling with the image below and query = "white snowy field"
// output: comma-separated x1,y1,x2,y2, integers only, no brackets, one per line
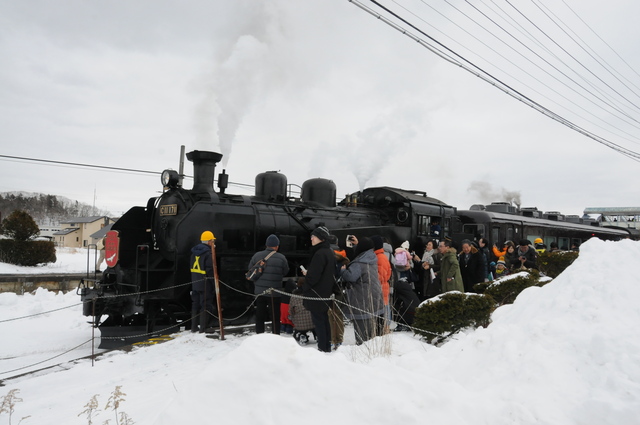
1,239,639,425
0,247,102,274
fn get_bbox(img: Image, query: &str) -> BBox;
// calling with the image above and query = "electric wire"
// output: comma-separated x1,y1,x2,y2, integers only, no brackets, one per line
397,0,640,146
460,0,640,129
349,0,640,161
505,0,640,114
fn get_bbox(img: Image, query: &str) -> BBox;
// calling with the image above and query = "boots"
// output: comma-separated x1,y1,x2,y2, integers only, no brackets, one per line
191,310,199,333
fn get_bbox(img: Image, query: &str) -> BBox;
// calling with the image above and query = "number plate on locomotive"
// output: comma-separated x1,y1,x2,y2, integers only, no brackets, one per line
160,204,178,216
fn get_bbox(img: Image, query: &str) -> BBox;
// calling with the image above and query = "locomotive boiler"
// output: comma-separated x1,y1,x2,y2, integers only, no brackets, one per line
79,150,457,345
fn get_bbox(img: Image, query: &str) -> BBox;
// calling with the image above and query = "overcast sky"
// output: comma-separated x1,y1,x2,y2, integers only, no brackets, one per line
1,0,638,217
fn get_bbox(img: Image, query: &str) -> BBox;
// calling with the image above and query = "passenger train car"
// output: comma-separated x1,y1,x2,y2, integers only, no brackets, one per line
455,202,631,249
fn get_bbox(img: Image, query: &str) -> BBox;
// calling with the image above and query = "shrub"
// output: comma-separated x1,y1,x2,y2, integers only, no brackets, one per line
480,270,547,306
413,292,495,344
0,240,56,266
537,251,579,278
1,210,39,241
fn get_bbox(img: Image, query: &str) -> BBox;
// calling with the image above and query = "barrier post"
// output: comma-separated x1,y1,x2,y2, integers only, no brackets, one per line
211,244,225,340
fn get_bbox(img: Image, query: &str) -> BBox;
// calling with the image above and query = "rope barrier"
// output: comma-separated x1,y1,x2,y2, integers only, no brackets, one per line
1,272,442,340
0,302,84,323
0,339,93,376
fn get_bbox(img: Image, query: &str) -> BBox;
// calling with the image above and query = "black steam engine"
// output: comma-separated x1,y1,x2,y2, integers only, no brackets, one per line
80,150,456,344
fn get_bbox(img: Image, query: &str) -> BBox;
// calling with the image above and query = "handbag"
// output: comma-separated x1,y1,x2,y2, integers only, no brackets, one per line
245,250,277,281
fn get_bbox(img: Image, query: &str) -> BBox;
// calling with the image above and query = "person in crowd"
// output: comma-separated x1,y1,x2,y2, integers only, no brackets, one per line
477,237,492,279
549,242,560,252
412,239,437,300
339,237,384,344
494,241,517,269
189,231,216,333
301,226,336,353
248,234,289,334
289,284,316,345
392,271,421,332
459,239,485,292
510,239,538,270
330,247,350,350
424,240,443,299
437,239,464,293
494,259,510,278
394,241,414,282
570,242,580,251
95,236,106,272
534,238,547,254
371,235,392,335
429,219,442,239
279,279,297,335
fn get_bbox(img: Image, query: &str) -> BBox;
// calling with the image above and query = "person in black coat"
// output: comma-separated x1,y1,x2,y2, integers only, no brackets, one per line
190,231,216,333
301,226,336,352
458,239,485,292
249,234,289,334
510,239,538,270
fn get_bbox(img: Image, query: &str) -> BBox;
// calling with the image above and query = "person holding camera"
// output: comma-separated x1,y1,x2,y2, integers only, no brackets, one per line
510,239,538,270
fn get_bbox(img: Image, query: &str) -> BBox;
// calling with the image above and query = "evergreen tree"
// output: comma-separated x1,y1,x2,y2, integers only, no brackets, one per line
1,210,40,241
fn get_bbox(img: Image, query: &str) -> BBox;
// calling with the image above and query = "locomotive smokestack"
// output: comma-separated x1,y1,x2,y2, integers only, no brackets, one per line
186,150,223,198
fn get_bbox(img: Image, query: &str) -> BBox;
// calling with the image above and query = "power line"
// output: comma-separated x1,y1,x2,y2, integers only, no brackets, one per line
348,0,640,162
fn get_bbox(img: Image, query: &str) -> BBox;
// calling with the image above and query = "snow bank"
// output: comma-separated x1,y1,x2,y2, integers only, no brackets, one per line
1,239,639,425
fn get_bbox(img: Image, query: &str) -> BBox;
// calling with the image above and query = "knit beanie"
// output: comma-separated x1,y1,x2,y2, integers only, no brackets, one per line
311,226,330,241
354,237,374,257
371,235,383,251
266,234,280,247
401,240,410,250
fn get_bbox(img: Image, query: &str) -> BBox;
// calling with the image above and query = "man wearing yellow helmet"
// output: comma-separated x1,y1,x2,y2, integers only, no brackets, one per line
190,231,216,333
534,238,547,254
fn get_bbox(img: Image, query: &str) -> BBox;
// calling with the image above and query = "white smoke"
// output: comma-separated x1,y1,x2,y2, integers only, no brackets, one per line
467,181,522,208
193,4,284,167
350,106,421,191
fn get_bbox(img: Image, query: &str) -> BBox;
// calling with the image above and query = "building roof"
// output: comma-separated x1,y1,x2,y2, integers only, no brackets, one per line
53,228,79,236
583,207,640,215
89,223,114,240
59,216,110,224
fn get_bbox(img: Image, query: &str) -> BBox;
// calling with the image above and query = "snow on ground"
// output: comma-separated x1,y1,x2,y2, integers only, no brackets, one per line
1,239,639,425
0,247,101,274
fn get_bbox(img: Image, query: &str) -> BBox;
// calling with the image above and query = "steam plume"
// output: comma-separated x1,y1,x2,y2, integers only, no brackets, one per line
467,181,522,208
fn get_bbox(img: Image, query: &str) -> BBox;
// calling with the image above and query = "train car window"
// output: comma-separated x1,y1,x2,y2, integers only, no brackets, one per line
527,235,542,245
462,224,485,238
571,238,582,247
559,237,570,250
492,227,500,245
417,215,430,236
543,236,556,246
506,226,515,242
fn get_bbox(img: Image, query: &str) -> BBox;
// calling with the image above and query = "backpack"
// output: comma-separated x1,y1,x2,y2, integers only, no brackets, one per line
395,251,408,267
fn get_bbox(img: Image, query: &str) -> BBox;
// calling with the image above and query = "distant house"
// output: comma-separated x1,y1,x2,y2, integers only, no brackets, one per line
53,216,115,248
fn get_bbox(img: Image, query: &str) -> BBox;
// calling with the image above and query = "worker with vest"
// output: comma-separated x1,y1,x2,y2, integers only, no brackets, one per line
534,238,547,254
190,231,216,333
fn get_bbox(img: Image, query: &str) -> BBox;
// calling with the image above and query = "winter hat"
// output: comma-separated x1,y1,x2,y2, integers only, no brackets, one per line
311,226,330,241
371,235,384,251
266,234,280,247
401,240,410,250
497,260,506,267
354,237,374,257
519,239,531,246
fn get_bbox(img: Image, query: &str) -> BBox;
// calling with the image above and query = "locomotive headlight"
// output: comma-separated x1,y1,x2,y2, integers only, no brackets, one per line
161,169,180,189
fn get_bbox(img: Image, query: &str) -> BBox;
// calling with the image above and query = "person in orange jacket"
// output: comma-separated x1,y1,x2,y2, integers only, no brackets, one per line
371,235,391,334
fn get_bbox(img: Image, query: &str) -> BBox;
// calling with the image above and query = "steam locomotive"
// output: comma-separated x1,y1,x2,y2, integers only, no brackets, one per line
79,150,632,346
80,150,456,345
